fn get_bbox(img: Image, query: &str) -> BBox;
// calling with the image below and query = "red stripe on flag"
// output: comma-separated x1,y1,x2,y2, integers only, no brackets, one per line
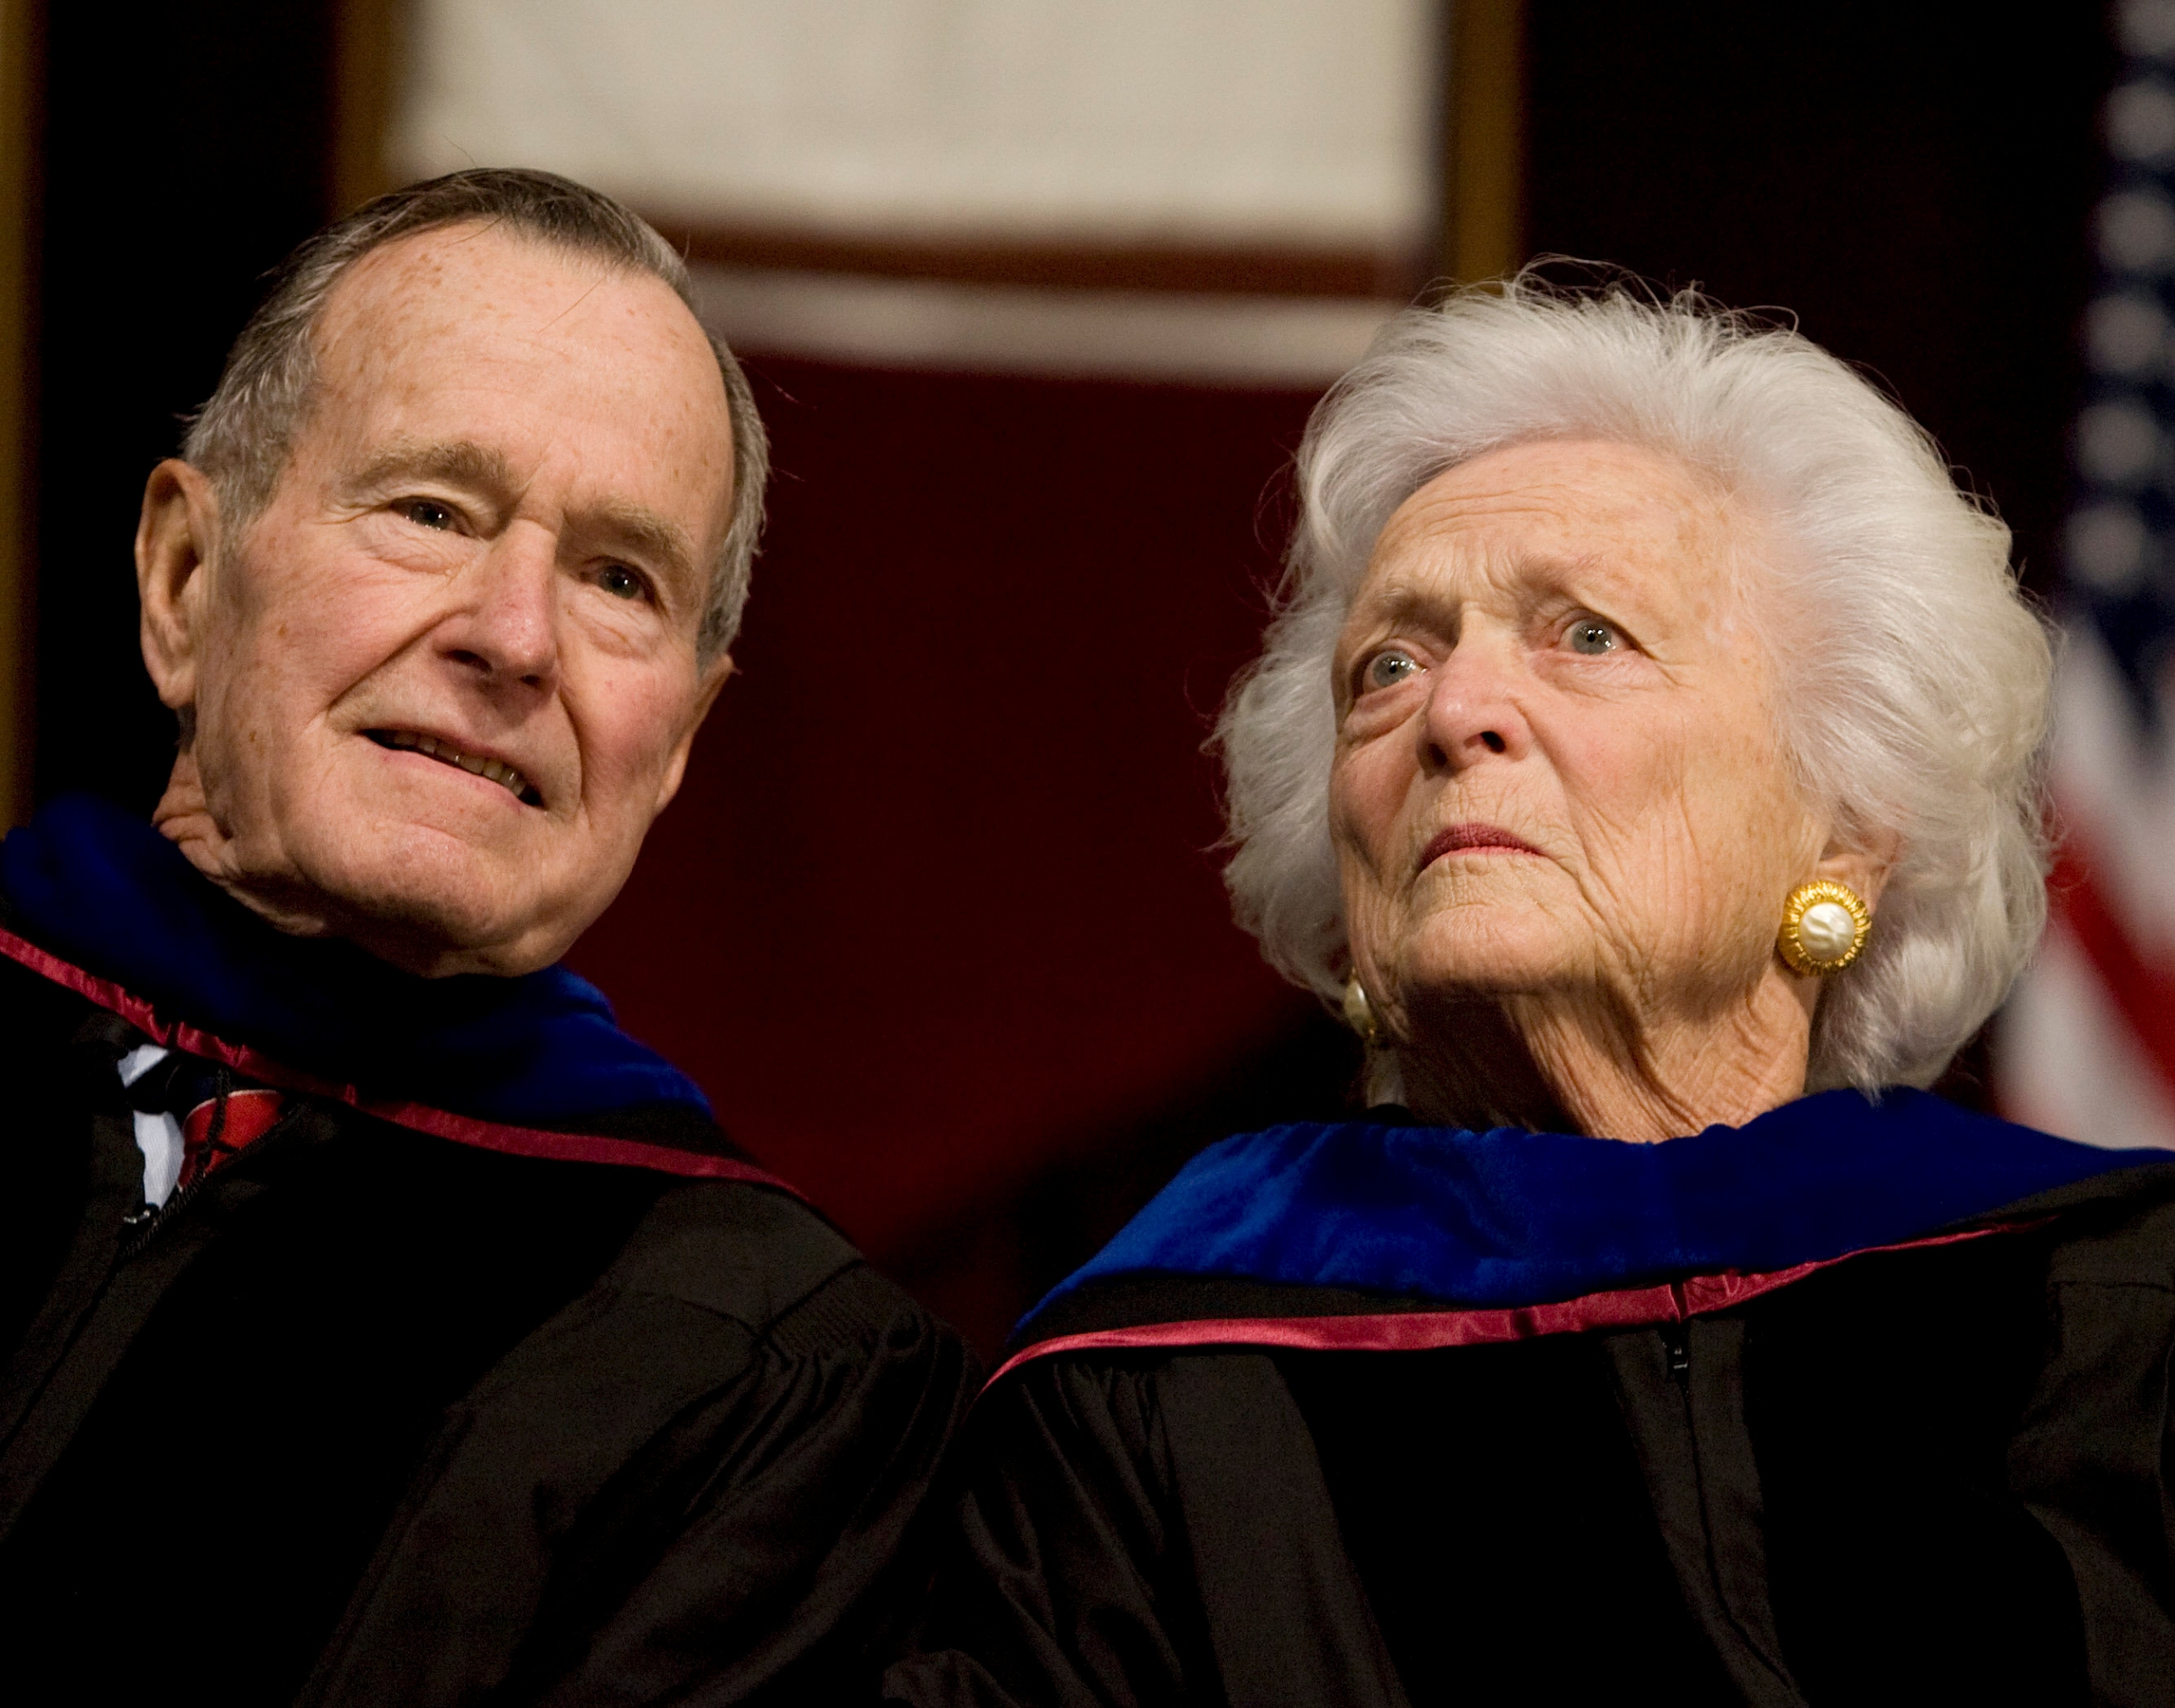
2047,833,2175,1100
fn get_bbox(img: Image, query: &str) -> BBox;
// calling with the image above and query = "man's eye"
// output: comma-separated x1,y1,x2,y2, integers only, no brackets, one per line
1364,649,1421,691
1566,618,1619,655
400,499,455,531
597,564,646,601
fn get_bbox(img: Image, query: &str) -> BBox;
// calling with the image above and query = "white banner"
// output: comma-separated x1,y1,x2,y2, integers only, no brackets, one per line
395,0,1437,249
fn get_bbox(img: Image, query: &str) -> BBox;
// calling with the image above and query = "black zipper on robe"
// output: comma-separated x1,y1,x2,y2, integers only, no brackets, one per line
0,1022,335,1540
1608,1319,1810,1707
1662,1319,1692,1383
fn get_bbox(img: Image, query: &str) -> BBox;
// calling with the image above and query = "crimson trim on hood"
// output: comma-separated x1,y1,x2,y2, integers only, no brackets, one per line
985,1222,2025,1390
0,925,804,1199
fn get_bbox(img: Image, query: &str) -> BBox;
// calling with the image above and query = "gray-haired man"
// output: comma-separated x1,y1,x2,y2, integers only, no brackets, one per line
0,170,972,1705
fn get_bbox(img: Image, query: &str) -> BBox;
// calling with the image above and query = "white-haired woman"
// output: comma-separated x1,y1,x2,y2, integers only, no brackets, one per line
884,279,2175,1708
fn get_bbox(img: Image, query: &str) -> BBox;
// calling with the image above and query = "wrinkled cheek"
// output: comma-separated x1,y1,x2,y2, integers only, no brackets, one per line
1327,746,1405,873
1552,746,1706,972
576,707,683,852
581,723,653,810
1328,762,1406,983
1572,759,1800,991
193,669,260,828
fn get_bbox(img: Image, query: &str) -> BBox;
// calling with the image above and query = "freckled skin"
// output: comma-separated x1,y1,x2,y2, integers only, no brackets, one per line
133,223,737,976
1330,439,1897,1142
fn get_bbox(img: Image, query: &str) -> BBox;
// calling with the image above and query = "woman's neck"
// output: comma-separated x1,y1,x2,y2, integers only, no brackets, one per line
1393,972,1815,1142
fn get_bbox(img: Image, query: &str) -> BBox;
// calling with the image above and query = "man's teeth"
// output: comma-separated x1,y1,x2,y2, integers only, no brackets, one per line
381,730,530,798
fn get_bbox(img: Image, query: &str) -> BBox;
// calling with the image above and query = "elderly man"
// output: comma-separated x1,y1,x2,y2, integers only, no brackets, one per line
0,170,973,1705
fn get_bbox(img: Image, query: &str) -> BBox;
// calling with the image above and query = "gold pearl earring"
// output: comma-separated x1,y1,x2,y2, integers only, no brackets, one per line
1777,879,1872,975
1342,975,1383,1046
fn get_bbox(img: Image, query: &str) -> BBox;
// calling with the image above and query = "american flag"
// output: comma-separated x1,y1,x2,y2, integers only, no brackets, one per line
1997,0,2175,1149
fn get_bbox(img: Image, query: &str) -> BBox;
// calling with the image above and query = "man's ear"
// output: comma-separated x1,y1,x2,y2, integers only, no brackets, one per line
652,654,734,814
137,460,222,715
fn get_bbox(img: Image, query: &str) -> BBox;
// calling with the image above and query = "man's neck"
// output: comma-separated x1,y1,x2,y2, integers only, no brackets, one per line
152,752,530,979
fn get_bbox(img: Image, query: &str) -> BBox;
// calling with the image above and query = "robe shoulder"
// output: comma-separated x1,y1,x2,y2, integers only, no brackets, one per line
886,1347,1395,1708
1009,1093,2175,1363
307,1177,980,1706
893,1190,2175,1707
1019,1155,2175,1338
895,1098,2175,1708
0,943,981,1705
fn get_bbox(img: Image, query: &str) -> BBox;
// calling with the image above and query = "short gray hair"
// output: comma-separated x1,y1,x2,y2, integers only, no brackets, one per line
184,167,768,661
1216,273,2055,1095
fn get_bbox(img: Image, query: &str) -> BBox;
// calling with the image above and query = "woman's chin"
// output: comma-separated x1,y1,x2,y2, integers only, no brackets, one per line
1390,918,1589,1003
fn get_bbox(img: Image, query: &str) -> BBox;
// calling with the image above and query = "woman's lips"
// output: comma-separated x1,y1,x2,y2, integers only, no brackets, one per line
1419,822,1544,869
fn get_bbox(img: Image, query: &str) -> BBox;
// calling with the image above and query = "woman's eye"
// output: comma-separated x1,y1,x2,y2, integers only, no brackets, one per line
1365,649,1421,690
400,499,455,531
597,564,647,601
1565,618,1618,655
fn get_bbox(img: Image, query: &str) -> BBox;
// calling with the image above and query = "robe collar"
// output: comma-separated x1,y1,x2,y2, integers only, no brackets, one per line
0,793,708,1129
1023,1087,2159,1332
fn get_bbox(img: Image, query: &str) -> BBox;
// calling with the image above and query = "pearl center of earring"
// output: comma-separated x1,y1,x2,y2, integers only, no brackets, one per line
1798,899,1858,962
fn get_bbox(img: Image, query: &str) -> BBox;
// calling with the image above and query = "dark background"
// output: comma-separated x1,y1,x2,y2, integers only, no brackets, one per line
22,4,2116,1356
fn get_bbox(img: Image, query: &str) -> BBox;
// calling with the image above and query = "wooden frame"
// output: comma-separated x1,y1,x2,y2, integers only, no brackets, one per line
332,0,406,215
0,0,37,827
1442,0,1527,284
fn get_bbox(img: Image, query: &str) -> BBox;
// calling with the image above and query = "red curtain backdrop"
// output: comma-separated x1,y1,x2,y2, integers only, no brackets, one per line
568,355,1327,1266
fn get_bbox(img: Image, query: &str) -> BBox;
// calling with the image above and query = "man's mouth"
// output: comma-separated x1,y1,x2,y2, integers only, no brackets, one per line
366,730,539,804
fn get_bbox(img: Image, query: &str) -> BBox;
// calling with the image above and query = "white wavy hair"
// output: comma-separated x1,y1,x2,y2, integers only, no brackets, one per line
1215,273,2055,1094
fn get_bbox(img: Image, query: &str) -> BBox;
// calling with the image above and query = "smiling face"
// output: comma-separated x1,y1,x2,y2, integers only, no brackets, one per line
1330,438,1831,1065
136,223,737,975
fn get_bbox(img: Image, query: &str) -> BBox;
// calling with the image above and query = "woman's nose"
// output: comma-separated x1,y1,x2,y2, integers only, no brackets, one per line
1419,644,1531,770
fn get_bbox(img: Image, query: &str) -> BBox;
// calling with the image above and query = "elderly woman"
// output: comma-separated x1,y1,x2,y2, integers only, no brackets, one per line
883,280,2175,1708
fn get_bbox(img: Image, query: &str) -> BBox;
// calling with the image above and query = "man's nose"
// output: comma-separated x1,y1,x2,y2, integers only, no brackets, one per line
442,525,559,691
1419,639,1532,771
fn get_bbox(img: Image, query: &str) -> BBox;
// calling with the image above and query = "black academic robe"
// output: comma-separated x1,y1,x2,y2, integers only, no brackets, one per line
885,1102,2175,1708
0,942,976,1705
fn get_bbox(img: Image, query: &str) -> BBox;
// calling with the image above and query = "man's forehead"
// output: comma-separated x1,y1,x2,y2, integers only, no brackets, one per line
314,223,700,371
295,222,736,547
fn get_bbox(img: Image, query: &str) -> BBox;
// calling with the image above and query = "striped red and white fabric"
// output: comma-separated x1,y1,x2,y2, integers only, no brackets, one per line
1999,628,2175,1148
1997,0,2175,1150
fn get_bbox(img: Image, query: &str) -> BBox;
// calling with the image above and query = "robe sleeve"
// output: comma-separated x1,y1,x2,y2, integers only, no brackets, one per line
2004,1190,2175,1699
881,1355,1219,1708
300,1184,978,1707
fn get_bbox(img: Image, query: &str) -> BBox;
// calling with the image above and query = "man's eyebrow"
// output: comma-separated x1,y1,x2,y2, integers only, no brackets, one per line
346,439,701,582
581,500,699,583
348,438,520,496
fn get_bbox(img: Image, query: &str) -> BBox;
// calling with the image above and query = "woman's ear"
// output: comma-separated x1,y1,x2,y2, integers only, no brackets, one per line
1814,825,1903,913
137,460,221,715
